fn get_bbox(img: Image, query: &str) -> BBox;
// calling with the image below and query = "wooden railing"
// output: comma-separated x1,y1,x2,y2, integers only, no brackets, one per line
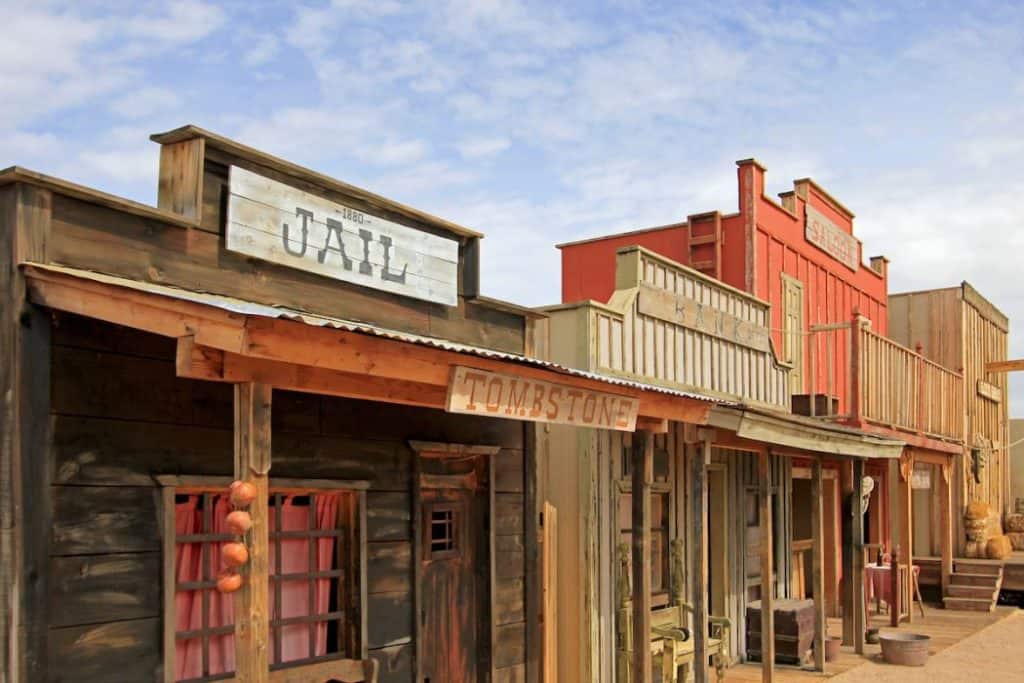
805,315,963,442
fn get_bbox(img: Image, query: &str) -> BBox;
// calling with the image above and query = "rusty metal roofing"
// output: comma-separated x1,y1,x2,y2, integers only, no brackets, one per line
26,263,730,405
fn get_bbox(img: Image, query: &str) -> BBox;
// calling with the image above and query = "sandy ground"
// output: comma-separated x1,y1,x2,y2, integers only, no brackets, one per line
831,610,1024,682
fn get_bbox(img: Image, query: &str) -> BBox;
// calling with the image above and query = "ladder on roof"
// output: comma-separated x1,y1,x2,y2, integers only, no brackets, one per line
687,212,722,280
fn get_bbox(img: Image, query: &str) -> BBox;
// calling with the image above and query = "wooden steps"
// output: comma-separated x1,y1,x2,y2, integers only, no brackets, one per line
944,561,1003,612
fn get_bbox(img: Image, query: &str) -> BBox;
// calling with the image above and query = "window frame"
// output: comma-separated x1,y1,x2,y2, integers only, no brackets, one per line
157,475,370,683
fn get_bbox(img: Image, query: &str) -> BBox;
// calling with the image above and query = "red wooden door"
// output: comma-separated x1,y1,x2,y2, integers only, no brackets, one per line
421,487,478,683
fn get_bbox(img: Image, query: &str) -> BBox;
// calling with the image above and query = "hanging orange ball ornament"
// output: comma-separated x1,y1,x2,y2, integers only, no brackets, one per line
225,510,253,535
221,542,249,568
229,480,257,507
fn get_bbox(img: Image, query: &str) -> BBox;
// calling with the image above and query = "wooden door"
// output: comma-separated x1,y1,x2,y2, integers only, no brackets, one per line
421,487,478,683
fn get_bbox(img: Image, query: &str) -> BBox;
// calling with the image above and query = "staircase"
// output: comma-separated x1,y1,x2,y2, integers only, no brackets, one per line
944,560,1003,612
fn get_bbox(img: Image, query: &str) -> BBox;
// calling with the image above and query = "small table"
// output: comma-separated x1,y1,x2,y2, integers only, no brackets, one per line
865,563,924,617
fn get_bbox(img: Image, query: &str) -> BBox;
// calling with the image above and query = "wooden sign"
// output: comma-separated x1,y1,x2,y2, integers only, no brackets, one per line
805,205,859,271
446,366,639,432
911,465,932,490
977,379,1002,403
637,284,772,353
226,166,459,306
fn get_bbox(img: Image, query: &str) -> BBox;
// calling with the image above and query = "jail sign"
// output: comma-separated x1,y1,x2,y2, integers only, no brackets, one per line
226,166,459,305
446,366,640,431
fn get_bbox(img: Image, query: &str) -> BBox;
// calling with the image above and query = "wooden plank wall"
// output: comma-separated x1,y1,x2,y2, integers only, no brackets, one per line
592,252,789,408
889,287,1009,544
43,313,528,682
45,184,524,356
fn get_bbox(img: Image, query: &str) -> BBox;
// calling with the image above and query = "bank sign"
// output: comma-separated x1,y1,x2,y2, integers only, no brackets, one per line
226,166,459,306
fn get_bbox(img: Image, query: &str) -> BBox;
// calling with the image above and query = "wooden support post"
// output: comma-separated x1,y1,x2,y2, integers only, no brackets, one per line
811,460,826,672
759,451,774,683
849,313,862,424
939,463,953,598
234,382,273,683
851,459,866,654
890,545,901,627
900,460,913,625
631,430,653,683
524,423,542,683
691,437,711,683
840,462,854,646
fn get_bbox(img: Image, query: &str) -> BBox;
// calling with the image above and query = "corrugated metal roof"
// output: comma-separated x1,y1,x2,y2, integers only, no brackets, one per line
28,263,730,405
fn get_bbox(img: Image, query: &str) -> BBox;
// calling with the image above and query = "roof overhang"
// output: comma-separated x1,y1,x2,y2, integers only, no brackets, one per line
22,263,724,430
708,405,905,459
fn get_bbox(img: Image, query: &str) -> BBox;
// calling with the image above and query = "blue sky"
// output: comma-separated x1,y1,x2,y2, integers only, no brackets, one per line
4,0,1024,408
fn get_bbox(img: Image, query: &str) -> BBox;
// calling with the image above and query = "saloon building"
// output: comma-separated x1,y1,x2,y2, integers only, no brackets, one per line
0,126,730,683
548,159,972,681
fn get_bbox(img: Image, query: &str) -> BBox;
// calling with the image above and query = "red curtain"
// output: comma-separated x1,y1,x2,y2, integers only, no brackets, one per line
173,492,341,680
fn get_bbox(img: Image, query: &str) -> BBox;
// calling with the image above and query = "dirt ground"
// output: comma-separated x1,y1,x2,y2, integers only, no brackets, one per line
831,609,1024,682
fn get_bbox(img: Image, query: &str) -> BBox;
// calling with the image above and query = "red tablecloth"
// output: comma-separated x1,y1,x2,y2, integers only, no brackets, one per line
865,563,920,606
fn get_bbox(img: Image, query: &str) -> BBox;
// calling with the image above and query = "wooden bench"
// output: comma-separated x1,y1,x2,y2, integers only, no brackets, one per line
228,658,379,683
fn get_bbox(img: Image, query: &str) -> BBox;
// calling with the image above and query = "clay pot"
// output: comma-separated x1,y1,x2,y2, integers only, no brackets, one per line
222,542,249,568
229,480,258,508
216,571,243,594
824,635,842,662
225,510,253,535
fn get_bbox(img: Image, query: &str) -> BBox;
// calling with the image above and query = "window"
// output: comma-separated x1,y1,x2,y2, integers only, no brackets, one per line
425,504,461,559
162,479,363,683
617,440,675,606
781,274,805,392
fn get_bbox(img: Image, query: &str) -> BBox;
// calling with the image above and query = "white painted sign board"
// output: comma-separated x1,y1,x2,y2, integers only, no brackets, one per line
226,165,459,306
446,366,640,432
805,204,860,271
911,465,932,490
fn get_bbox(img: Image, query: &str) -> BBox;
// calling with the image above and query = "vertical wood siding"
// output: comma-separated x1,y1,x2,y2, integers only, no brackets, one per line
591,251,789,409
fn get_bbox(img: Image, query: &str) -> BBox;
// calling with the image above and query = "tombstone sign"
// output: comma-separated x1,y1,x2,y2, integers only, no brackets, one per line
226,166,459,305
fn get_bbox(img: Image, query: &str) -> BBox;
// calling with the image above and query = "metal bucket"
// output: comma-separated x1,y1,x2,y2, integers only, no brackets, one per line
879,632,931,666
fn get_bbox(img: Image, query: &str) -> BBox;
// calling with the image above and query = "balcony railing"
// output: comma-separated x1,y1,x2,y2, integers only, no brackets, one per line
803,315,963,442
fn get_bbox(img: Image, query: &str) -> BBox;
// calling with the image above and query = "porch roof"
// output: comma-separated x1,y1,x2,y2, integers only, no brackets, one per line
22,263,729,429
708,404,906,459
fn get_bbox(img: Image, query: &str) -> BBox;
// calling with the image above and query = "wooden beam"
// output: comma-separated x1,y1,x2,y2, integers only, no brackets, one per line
985,359,1024,374
851,459,865,653
631,431,653,683
234,383,272,683
939,463,953,597
811,460,826,672
691,438,711,683
635,417,669,434
759,451,774,683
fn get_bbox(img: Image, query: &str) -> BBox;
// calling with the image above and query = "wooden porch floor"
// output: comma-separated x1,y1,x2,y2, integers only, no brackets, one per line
721,603,1018,681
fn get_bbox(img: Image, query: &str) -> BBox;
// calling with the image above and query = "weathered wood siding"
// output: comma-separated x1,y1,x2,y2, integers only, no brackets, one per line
588,249,789,408
889,285,1009,545
44,178,524,356
43,313,527,682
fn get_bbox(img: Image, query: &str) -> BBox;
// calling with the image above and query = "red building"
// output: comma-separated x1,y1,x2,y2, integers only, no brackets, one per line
558,158,965,617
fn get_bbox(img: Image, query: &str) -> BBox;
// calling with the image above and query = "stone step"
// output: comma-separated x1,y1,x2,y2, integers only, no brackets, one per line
943,596,995,612
950,572,1002,587
947,584,997,599
954,561,1003,576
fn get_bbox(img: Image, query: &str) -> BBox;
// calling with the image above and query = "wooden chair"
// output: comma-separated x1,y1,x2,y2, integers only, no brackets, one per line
615,542,732,683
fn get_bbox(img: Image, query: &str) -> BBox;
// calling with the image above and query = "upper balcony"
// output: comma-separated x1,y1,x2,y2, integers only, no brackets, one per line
801,315,964,444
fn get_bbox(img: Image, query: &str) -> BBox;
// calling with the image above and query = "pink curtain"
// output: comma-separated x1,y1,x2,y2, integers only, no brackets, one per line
174,493,341,680
175,495,235,680
270,494,340,663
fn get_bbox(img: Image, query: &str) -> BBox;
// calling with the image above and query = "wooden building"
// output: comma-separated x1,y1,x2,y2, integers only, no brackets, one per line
552,160,969,680
539,246,904,683
0,126,725,683
889,284,1012,604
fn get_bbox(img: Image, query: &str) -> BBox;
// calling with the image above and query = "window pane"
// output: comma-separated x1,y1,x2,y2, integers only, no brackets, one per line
619,494,632,531
653,448,669,482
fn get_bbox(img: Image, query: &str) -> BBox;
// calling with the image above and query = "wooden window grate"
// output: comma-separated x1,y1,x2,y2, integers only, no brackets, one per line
424,504,460,560
170,487,362,683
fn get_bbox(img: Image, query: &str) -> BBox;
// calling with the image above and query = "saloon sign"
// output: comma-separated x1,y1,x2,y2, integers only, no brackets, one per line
805,204,859,271
226,166,459,305
446,366,640,432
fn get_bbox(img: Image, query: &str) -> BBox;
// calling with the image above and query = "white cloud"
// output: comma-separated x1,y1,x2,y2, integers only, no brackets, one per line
120,0,225,44
109,86,180,119
243,33,280,67
457,137,510,159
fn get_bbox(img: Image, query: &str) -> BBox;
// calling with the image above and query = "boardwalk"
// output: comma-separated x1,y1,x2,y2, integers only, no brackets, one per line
724,604,1018,681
